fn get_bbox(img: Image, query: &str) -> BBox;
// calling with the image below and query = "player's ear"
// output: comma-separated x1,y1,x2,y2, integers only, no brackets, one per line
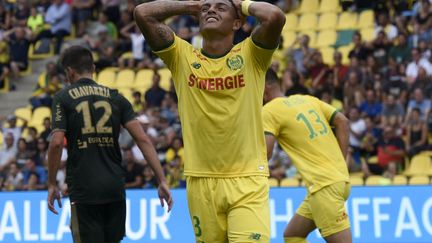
233,18,243,31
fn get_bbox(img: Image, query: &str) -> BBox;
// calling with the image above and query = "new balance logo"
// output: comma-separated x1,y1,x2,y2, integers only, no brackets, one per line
249,233,261,240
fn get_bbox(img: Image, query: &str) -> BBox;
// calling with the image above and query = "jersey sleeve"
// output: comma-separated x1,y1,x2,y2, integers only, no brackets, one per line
51,94,67,132
153,35,191,77
316,97,338,124
262,104,280,137
117,94,136,126
244,38,276,72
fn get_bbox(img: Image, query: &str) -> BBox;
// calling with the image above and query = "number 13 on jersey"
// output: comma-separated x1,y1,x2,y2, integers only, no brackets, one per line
296,109,328,139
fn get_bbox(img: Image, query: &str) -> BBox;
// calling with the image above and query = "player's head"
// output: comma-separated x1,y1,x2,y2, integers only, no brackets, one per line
199,0,243,39
264,68,281,103
60,45,95,83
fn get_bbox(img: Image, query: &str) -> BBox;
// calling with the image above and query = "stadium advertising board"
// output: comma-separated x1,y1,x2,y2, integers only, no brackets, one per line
0,186,431,242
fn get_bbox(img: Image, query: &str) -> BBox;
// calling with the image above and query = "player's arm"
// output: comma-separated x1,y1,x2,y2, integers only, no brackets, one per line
331,112,350,159
237,0,285,49
47,131,64,214
125,120,173,212
265,132,277,161
133,0,201,51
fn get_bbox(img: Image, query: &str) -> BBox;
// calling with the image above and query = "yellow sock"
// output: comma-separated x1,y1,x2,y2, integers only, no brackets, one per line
284,237,308,243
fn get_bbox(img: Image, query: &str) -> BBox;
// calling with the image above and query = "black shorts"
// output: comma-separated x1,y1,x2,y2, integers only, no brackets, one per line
70,200,126,243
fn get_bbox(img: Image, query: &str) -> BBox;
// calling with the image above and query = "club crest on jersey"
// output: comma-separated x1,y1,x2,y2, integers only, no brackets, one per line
226,55,244,70
191,62,201,69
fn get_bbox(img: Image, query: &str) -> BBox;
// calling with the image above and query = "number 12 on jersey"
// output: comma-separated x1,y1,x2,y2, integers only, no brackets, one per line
296,109,328,139
76,100,113,134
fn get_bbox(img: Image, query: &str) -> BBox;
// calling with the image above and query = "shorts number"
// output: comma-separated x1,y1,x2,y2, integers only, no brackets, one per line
192,216,202,237
76,101,113,134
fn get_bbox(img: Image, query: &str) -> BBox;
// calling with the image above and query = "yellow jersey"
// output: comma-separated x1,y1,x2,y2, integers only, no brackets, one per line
155,36,274,177
262,95,349,193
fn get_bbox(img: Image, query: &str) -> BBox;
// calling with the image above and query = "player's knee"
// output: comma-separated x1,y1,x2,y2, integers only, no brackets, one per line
283,237,308,243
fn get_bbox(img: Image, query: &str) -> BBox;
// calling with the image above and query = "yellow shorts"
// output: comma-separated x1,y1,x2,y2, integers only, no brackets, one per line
186,176,270,243
296,181,351,237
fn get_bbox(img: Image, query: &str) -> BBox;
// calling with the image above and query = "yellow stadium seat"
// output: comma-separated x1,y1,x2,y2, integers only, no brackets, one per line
297,0,319,13
120,52,133,59
28,40,54,60
97,69,116,88
268,178,279,187
409,175,430,185
0,77,10,93
319,0,341,13
319,47,335,65
296,13,318,32
337,45,353,65
360,28,375,42
392,175,408,185
118,88,134,103
282,30,297,49
349,177,364,186
365,176,392,186
350,172,364,177
0,131,3,147
158,68,172,91
14,106,32,126
283,13,298,32
337,12,358,30
315,30,337,48
115,69,135,89
64,24,77,41
135,69,154,93
19,62,32,76
404,155,431,176
318,13,338,30
280,178,299,187
29,107,51,126
357,10,375,29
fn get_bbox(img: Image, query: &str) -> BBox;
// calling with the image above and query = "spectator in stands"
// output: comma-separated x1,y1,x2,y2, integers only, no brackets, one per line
332,51,348,100
1,115,25,149
131,114,158,161
13,0,30,27
359,89,382,121
39,117,51,142
35,0,51,15
344,71,365,108
142,165,156,189
30,74,62,109
320,88,343,111
306,51,329,91
145,72,166,108
160,93,178,125
3,163,23,191
287,34,314,75
123,148,144,189
406,48,432,84
410,67,432,98
117,9,134,53
0,39,9,90
383,64,408,103
406,108,429,158
4,26,31,80
348,106,367,168
165,155,184,188
27,6,44,36
101,0,120,24
156,117,176,147
24,126,38,151
118,23,155,69
72,0,96,37
21,158,46,190
0,133,16,172
348,32,370,62
165,137,184,166
389,33,411,64
34,137,48,167
15,138,35,168
131,91,144,113
0,3,11,30
86,28,116,71
376,127,405,178
408,22,431,48
284,70,308,96
375,12,398,40
415,0,432,28
97,11,117,39
381,94,405,128
406,88,431,123
369,31,392,67
39,0,71,54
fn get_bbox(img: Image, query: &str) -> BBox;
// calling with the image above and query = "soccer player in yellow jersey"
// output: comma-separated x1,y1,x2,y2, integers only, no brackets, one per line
262,69,353,243
134,0,285,242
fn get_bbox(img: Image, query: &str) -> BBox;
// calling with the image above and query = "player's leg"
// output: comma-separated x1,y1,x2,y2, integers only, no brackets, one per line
309,182,352,243
227,176,270,243
103,200,126,243
186,177,228,243
70,202,105,243
284,195,316,243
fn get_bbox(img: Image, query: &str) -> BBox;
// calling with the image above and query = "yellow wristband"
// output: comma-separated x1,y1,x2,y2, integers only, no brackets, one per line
241,0,252,16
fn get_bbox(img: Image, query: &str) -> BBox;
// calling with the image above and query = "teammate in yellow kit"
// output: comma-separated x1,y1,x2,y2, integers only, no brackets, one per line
262,69,353,243
134,0,285,242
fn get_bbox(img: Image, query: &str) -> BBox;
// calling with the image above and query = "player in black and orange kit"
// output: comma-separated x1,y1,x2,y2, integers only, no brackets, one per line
47,46,173,243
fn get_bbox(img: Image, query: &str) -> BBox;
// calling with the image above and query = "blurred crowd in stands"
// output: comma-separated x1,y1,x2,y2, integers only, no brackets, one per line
1,0,432,191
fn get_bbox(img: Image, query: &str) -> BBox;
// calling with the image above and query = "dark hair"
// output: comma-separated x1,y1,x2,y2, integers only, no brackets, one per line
265,68,280,85
60,45,94,74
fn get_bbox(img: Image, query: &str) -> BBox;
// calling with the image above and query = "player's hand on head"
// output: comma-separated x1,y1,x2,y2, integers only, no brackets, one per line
158,182,174,212
47,185,62,215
